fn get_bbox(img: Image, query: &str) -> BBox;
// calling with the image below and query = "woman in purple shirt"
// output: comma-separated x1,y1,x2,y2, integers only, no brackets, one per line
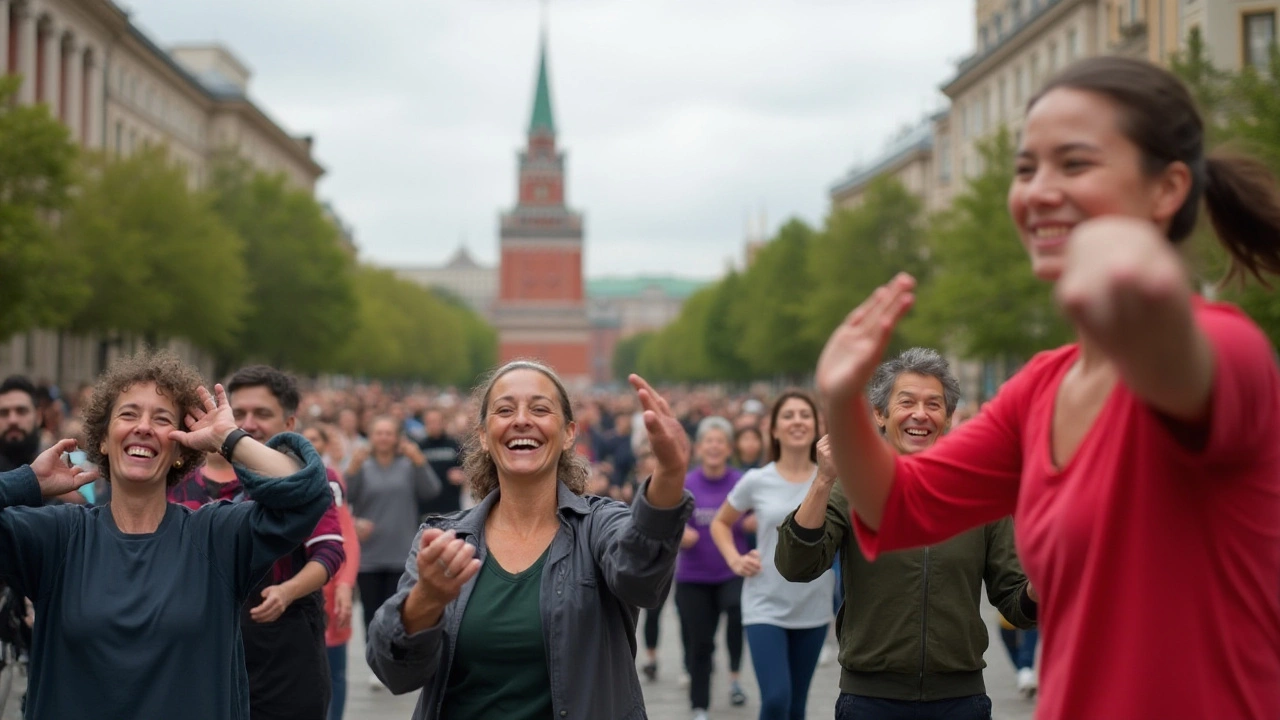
677,416,749,720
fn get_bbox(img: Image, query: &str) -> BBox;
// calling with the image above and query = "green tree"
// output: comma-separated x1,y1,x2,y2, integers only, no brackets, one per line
59,147,248,350
337,266,496,384
736,218,822,379
0,76,80,338
208,155,356,373
612,331,654,382
910,129,1071,362
1173,29,1280,345
808,177,929,351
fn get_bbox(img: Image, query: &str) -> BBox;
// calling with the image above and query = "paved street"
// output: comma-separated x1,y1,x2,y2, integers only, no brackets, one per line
2,597,1038,720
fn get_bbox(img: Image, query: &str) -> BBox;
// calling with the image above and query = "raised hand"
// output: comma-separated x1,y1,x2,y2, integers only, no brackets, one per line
168,384,238,454
628,374,690,484
415,529,480,604
816,273,916,405
815,435,838,487
30,439,99,498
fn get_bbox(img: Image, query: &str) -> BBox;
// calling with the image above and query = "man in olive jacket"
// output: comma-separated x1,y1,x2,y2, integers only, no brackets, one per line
776,348,1036,720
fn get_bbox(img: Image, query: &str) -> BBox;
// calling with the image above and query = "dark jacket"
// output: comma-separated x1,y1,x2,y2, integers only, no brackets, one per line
775,483,1035,702
366,479,694,720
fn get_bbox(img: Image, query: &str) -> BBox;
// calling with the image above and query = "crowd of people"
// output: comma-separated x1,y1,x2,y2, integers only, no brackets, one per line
0,55,1277,720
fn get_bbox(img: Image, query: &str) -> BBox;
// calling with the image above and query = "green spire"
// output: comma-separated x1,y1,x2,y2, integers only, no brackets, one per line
528,33,556,135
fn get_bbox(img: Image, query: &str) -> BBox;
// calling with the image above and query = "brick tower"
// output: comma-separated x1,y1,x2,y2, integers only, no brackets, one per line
493,30,591,385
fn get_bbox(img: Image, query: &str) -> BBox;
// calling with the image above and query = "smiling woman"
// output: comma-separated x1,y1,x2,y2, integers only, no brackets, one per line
365,359,695,720
0,349,331,720
817,56,1280,720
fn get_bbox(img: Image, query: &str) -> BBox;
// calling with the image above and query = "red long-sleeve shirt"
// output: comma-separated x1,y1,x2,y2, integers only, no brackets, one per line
854,299,1280,720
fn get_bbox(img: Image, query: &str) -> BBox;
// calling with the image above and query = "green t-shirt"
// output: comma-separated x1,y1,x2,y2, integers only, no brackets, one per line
441,547,553,720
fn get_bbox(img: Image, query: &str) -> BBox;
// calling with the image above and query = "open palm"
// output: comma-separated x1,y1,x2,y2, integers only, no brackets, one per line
168,384,238,455
30,439,99,498
816,273,917,403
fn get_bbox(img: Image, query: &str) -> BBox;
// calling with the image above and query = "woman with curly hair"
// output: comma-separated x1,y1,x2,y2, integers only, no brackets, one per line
0,349,331,719
366,360,694,719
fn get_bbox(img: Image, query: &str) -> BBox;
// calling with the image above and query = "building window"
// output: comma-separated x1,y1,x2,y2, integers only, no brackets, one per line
1244,12,1277,70
1048,41,1059,72
960,102,969,138
998,76,1007,120
1014,64,1026,105
995,13,1004,38
114,121,122,156
981,26,990,49
1128,0,1140,23
1030,51,1040,87
1067,28,1080,60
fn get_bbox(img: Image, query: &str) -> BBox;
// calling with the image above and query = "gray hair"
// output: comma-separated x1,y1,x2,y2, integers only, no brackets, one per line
695,416,734,444
867,347,961,418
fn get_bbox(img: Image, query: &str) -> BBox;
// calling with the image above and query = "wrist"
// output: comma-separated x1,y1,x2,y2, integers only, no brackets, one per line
220,428,250,462
403,584,446,630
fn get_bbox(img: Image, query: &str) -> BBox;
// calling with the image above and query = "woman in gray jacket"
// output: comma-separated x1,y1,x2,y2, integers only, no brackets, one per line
366,361,694,720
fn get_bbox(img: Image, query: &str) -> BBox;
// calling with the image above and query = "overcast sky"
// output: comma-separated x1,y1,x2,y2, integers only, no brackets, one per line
120,1,975,280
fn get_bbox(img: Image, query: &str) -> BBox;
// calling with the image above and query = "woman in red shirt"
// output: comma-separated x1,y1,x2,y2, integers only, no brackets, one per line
817,56,1280,720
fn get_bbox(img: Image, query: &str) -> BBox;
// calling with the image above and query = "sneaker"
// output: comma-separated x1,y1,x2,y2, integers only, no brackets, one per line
1016,667,1038,698
692,710,710,720
818,643,836,667
729,680,747,706
369,674,386,692
641,662,658,682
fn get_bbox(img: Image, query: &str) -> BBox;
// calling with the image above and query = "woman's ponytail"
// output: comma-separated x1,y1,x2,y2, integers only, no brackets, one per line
1203,151,1280,284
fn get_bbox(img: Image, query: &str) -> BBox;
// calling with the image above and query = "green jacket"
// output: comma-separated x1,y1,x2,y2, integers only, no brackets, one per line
774,483,1035,702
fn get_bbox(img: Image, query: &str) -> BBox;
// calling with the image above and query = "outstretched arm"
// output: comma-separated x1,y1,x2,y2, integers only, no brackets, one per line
815,274,916,530
1056,217,1213,422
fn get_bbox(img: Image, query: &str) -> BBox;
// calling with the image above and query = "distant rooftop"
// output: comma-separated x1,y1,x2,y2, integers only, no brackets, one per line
830,115,938,196
587,276,708,299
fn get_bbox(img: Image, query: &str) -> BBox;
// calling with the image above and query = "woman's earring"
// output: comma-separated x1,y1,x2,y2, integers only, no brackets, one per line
173,459,184,469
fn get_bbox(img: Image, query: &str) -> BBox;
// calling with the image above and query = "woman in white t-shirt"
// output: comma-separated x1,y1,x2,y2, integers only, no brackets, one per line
711,390,835,720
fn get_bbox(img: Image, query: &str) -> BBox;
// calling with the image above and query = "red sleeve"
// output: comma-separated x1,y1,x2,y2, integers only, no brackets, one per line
1192,301,1280,461
304,476,346,579
852,350,1060,560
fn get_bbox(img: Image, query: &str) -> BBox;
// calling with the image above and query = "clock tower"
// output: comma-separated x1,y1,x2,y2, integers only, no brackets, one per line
493,31,591,384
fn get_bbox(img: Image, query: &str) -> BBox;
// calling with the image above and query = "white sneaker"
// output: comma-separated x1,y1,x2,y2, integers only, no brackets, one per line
369,674,386,692
818,643,836,666
692,710,710,720
1016,667,1038,698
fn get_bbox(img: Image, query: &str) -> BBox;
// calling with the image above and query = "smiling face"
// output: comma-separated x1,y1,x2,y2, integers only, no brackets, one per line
696,427,732,473
771,397,817,460
1009,87,1188,281
480,369,575,483
103,382,181,487
230,385,295,443
874,372,950,455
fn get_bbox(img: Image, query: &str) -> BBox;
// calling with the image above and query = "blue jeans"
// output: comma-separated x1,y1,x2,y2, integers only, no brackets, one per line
999,627,1039,670
744,623,828,720
327,644,347,720
835,693,993,720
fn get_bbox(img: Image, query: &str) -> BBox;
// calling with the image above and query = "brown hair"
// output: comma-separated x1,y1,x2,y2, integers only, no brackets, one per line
767,390,819,464
1031,56,1280,283
83,349,205,488
461,360,590,501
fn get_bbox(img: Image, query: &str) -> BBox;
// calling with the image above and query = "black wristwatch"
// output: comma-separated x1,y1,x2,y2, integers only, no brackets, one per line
220,428,249,462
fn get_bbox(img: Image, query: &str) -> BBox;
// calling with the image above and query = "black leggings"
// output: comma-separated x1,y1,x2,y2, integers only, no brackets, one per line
644,584,671,651
676,578,744,711
357,570,403,633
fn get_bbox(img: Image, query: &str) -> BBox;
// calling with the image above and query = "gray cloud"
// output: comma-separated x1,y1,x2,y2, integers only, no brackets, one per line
122,0,973,278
